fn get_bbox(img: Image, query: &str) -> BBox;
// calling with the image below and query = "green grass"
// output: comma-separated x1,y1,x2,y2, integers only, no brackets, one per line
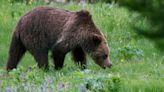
0,1,164,92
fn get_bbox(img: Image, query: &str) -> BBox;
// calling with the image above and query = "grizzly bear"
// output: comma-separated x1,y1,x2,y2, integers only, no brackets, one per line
6,7,112,71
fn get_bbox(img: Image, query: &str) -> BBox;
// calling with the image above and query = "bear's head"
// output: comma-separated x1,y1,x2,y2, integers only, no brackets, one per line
75,9,112,69
89,33,112,69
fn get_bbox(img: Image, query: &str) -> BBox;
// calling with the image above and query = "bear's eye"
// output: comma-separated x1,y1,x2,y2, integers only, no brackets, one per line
103,54,108,59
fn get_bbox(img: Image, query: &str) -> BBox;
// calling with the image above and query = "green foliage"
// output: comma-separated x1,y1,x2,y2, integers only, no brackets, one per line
0,67,121,91
9,0,24,3
116,45,143,61
0,1,164,92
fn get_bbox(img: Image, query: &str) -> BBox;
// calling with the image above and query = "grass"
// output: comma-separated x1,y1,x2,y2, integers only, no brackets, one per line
0,1,164,92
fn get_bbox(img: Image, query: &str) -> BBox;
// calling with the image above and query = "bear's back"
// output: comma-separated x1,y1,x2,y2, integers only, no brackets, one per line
15,7,74,50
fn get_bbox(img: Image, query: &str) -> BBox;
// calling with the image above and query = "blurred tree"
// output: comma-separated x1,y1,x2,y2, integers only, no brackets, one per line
118,0,164,49
9,0,34,4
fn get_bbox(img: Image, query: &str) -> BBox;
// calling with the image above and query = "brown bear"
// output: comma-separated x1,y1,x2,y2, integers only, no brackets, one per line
6,7,112,71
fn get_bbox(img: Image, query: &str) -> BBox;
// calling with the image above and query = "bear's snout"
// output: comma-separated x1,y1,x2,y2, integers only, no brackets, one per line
102,60,112,69
106,62,112,68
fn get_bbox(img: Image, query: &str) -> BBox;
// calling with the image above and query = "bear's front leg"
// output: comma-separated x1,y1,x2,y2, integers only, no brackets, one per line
32,50,49,70
52,43,70,70
72,47,87,69
52,51,66,70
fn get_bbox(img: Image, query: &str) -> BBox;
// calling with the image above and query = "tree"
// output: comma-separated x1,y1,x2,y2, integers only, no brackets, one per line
118,0,164,48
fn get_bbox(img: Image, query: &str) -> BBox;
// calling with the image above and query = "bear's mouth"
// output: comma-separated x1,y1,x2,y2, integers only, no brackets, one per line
101,64,112,69
102,66,106,69
99,65,107,69
94,60,112,69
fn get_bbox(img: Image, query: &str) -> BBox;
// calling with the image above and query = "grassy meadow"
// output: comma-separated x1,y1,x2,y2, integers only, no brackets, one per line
0,1,164,92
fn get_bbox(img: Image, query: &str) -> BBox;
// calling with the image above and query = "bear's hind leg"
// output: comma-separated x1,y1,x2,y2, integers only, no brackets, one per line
6,32,26,71
72,47,87,69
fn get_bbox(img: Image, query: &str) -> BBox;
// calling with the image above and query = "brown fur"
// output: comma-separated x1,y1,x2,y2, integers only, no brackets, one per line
6,7,112,71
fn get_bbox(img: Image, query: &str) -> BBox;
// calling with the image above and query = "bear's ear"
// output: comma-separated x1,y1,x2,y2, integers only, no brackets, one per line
76,9,92,19
91,34,102,45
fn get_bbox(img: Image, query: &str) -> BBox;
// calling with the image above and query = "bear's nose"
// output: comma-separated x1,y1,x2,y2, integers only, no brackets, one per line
103,63,112,69
108,63,112,68
107,62,112,68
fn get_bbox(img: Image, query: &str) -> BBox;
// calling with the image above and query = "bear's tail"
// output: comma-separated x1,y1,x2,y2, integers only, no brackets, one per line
6,31,26,71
